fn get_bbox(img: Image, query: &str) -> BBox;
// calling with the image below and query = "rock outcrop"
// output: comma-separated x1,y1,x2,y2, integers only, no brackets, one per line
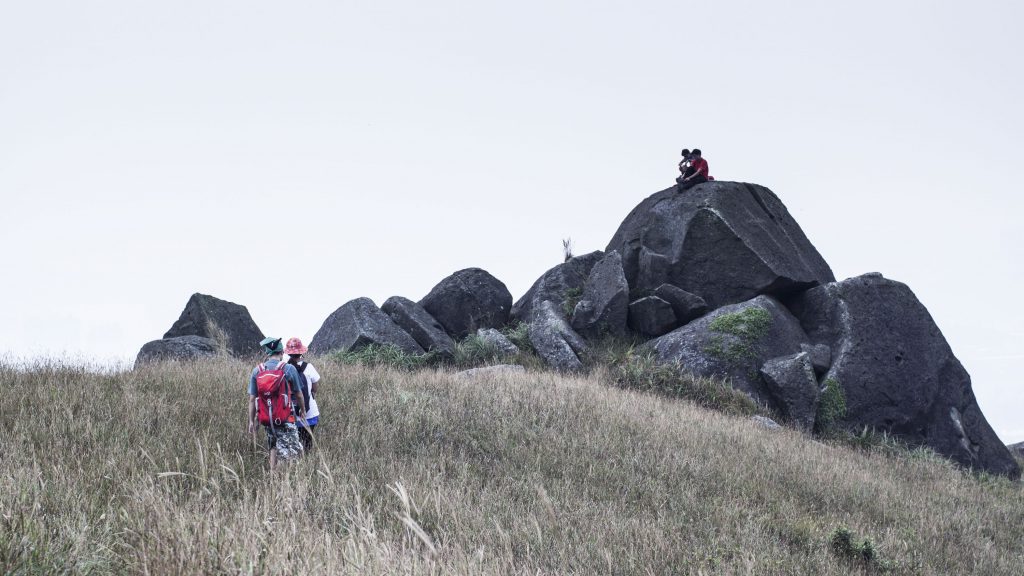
628,296,677,337
309,298,423,355
652,284,708,326
420,268,513,339
759,352,820,432
529,301,588,372
476,328,520,358
571,251,629,340
606,182,834,309
511,251,604,323
382,296,456,358
646,295,810,408
789,273,1020,478
163,293,263,357
136,335,219,364
1009,442,1024,460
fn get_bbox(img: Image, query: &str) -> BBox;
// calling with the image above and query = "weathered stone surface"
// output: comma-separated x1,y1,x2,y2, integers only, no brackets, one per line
789,273,1020,478
628,296,677,337
476,328,520,358
420,268,513,339
1009,442,1024,460
571,251,629,340
528,301,588,372
511,251,604,323
163,293,263,357
653,284,709,326
455,364,526,379
752,415,782,431
382,296,456,358
309,298,424,355
647,295,810,407
760,353,820,432
800,343,832,375
606,181,834,309
136,335,219,365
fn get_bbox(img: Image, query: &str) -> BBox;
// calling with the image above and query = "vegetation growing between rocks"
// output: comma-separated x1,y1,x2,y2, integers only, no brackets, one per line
816,377,847,434
562,287,584,317
2,358,1022,575
704,306,772,364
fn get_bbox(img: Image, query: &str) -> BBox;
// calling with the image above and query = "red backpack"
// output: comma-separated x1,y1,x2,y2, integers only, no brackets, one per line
254,362,295,427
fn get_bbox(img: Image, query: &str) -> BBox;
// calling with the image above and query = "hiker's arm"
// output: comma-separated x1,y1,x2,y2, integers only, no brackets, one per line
247,395,257,433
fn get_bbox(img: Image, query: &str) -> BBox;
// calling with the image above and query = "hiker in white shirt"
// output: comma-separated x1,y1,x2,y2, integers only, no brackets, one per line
285,337,321,451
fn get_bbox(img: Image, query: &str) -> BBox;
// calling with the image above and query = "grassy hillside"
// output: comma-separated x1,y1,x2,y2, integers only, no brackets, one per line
2,357,1022,575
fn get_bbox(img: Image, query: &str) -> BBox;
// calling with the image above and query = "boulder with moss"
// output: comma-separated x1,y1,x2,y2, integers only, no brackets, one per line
789,273,1020,478
646,295,810,409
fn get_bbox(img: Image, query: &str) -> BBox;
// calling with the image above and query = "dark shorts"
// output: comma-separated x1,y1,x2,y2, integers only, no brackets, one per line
298,423,317,451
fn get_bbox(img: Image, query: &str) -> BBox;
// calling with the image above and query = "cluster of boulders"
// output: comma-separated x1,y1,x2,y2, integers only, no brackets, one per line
136,180,1020,478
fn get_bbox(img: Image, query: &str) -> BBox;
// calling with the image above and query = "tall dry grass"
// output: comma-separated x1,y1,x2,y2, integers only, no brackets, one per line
1,357,1022,574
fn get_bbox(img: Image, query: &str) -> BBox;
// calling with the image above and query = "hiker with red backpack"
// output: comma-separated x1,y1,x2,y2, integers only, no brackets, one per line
284,337,321,451
248,337,308,469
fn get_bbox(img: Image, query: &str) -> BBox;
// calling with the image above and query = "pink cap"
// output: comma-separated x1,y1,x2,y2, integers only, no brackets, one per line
285,337,307,355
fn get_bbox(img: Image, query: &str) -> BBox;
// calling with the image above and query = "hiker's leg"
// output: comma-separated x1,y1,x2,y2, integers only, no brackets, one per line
298,426,312,451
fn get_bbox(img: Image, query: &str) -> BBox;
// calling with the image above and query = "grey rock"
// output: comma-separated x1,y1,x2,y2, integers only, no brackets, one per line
476,328,520,358
455,364,526,379
606,181,835,309
528,301,588,372
511,251,604,323
800,343,832,375
653,284,709,326
760,353,820,432
163,293,263,357
628,296,677,337
790,273,1020,479
136,335,219,365
309,297,424,355
420,268,513,339
752,415,782,430
1008,442,1024,460
382,296,456,358
571,251,629,339
646,295,810,407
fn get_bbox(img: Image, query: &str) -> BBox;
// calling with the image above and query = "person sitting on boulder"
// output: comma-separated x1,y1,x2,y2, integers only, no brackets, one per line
676,148,692,183
677,148,710,191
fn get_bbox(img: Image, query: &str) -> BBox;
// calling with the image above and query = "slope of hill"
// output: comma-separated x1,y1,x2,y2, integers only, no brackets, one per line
2,357,1022,574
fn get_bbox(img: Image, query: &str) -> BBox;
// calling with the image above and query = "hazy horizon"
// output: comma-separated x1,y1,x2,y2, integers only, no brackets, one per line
2,1,1021,442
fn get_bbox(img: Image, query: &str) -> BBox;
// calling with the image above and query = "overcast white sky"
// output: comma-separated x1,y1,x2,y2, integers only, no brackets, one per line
1,1,1021,442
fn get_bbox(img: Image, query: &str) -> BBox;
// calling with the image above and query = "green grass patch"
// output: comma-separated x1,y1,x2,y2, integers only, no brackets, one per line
816,377,847,434
704,307,772,365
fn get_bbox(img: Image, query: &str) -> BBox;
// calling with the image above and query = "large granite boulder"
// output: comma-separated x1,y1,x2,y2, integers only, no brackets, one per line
420,268,513,339
646,295,810,407
789,273,1020,478
606,182,834,309
759,352,820,432
1009,442,1024,460
511,251,604,323
628,296,677,337
163,293,263,357
529,301,588,372
571,251,629,340
382,296,456,358
136,335,219,365
309,298,424,355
